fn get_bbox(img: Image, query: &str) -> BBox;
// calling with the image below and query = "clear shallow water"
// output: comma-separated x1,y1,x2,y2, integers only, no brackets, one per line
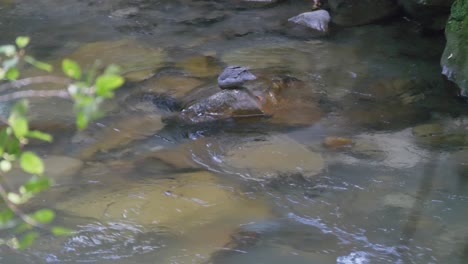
1,0,468,263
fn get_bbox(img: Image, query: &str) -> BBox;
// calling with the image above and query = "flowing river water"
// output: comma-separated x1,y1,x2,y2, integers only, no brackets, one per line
1,0,468,263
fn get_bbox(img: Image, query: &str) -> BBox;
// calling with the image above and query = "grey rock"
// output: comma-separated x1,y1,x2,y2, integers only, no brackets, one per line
217,66,257,89
287,10,331,36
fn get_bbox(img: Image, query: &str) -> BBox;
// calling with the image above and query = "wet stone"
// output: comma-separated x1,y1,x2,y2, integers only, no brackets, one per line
382,193,417,209
287,10,331,37
179,89,264,124
412,123,445,138
217,66,257,89
323,136,353,149
54,171,271,232
223,135,325,180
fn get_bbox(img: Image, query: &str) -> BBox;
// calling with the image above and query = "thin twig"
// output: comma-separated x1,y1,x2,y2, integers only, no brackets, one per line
0,76,71,91
0,174,45,229
0,89,70,102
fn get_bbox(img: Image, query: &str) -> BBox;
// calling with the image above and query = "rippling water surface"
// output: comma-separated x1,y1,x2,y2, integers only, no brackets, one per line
1,1,468,263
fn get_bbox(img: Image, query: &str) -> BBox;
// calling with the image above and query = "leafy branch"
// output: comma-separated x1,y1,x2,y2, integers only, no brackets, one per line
0,36,124,249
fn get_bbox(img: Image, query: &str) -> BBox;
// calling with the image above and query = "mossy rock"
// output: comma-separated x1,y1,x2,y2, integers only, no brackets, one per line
441,0,468,95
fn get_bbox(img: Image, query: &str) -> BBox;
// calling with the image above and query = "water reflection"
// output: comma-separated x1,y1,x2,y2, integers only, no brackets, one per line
2,0,468,263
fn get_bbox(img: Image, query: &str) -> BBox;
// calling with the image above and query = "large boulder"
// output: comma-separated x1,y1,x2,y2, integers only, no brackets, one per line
54,171,270,231
441,0,468,95
328,0,399,26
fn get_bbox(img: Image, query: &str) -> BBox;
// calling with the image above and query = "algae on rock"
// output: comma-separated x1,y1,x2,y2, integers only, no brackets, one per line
441,0,468,95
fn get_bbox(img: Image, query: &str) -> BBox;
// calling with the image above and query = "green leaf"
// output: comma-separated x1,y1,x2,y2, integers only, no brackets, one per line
62,59,81,80
15,36,30,49
51,226,75,236
0,160,12,172
95,74,124,98
0,45,16,56
13,222,32,234
5,67,19,80
26,130,52,142
0,129,8,155
9,116,28,139
5,137,21,157
21,176,51,194
8,100,29,138
24,56,53,72
7,193,23,204
20,151,44,175
17,232,39,249
31,209,55,224
0,209,14,227
76,111,89,130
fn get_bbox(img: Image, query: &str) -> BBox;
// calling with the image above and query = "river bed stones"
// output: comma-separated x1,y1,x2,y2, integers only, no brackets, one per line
74,114,164,160
66,38,168,82
140,75,204,98
222,135,325,180
175,55,222,78
4,155,83,190
54,171,271,232
411,120,468,148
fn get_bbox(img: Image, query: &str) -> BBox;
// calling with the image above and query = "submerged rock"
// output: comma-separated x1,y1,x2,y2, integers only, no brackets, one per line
381,193,417,209
223,135,325,179
140,75,204,98
411,120,468,148
54,171,271,231
176,55,222,78
441,0,468,95
5,155,83,189
328,0,399,26
287,10,331,37
75,114,164,159
66,39,168,82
